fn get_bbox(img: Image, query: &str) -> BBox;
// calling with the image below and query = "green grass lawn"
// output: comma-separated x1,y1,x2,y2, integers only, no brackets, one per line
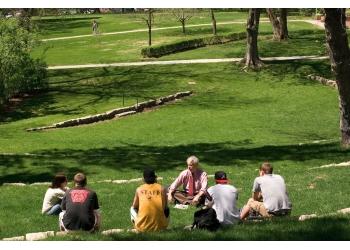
33,11,260,39
31,21,323,66
1,61,350,240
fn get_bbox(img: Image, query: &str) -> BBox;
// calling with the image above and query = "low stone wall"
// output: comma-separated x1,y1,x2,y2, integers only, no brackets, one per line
27,91,193,132
307,74,337,88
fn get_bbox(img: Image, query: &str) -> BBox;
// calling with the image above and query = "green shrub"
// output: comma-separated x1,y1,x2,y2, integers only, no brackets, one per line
0,18,47,107
141,32,246,58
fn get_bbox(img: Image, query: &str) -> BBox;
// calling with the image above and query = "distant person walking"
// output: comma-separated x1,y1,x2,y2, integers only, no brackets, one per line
240,162,292,220
59,173,101,232
92,20,99,35
131,169,169,232
42,173,69,215
168,156,208,206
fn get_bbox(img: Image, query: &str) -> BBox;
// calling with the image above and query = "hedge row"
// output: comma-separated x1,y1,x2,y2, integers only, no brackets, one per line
141,32,246,58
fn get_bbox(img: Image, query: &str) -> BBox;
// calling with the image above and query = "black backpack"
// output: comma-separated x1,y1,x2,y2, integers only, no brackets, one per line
192,207,221,231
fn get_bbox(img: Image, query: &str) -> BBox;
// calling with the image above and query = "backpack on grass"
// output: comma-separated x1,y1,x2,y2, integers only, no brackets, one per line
192,207,220,231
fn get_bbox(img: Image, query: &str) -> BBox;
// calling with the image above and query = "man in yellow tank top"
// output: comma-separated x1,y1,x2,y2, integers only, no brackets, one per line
130,169,169,232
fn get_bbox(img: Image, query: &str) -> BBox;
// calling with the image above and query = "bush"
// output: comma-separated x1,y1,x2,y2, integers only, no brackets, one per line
141,32,246,58
0,18,47,107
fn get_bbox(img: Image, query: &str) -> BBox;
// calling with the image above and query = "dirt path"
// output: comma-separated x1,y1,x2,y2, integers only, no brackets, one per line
48,55,329,70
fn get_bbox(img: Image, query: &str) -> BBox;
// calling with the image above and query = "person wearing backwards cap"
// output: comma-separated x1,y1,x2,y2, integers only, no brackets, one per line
130,168,169,232
205,171,240,225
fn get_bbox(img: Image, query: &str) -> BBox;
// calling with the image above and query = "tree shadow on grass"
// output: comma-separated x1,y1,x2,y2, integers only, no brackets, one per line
1,141,349,184
258,60,333,85
34,16,102,37
0,66,196,123
104,216,350,241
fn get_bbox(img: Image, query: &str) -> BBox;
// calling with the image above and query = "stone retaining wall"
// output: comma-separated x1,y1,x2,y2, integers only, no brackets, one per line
27,91,193,132
307,74,337,88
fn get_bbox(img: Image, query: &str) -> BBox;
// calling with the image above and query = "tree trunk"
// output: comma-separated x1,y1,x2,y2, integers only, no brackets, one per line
279,8,289,40
266,8,281,40
181,20,186,34
148,22,152,46
242,8,263,68
210,9,217,36
324,8,350,146
147,11,152,46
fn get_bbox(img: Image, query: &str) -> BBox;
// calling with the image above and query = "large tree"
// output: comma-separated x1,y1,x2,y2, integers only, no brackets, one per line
324,8,350,147
241,8,263,69
279,8,289,40
266,8,288,40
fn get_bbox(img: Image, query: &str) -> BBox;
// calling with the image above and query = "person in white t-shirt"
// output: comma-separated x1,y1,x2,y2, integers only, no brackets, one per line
42,173,69,215
205,171,240,225
240,162,292,220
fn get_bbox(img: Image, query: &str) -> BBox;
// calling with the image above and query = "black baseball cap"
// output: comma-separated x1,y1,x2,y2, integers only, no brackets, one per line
214,171,228,184
143,168,157,184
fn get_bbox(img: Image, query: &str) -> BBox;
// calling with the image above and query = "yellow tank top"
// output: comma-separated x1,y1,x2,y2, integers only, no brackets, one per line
135,183,168,232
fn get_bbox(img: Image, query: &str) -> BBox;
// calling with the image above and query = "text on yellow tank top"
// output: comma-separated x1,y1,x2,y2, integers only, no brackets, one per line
135,183,168,232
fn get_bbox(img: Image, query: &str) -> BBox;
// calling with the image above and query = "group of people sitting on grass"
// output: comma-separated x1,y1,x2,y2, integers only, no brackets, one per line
41,155,292,233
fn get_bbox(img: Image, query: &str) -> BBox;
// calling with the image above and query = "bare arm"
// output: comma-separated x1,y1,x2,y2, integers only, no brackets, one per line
162,187,168,209
132,189,139,209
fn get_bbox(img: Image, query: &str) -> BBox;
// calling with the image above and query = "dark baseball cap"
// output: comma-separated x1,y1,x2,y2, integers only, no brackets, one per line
143,168,157,183
214,171,228,184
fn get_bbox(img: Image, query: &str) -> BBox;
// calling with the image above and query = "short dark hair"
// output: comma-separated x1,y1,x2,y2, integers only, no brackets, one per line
260,162,273,174
143,168,157,184
50,173,67,188
74,173,87,187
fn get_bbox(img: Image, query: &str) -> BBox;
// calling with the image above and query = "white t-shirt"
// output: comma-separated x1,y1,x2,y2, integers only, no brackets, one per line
252,174,292,213
206,184,240,225
41,188,66,214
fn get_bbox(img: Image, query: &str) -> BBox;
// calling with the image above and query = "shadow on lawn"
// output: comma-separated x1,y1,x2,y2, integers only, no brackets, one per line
0,66,198,123
0,141,348,184
104,216,350,240
34,16,102,37
2,63,260,123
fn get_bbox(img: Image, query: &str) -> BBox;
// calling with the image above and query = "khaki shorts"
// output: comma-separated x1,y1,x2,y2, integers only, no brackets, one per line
247,198,271,217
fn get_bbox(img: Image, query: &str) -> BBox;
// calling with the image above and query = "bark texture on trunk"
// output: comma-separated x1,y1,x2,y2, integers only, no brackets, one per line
324,8,350,146
242,8,263,68
181,20,186,34
210,9,217,36
279,8,289,40
266,8,281,40
146,11,152,46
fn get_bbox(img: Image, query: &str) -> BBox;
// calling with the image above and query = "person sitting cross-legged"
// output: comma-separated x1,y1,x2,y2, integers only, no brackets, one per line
167,156,208,206
42,173,69,216
130,168,169,232
205,171,240,225
59,173,101,232
240,162,292,220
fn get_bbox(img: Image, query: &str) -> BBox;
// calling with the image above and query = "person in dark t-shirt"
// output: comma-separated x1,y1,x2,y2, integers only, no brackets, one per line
59,173,101,232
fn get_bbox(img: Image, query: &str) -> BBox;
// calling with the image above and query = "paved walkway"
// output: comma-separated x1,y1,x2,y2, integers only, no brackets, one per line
304,20,325,29
48,55,329,70
42,19,309,42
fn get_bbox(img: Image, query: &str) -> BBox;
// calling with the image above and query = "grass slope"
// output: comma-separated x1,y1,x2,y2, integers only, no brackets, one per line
1,62,350,240
31,22,323,66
